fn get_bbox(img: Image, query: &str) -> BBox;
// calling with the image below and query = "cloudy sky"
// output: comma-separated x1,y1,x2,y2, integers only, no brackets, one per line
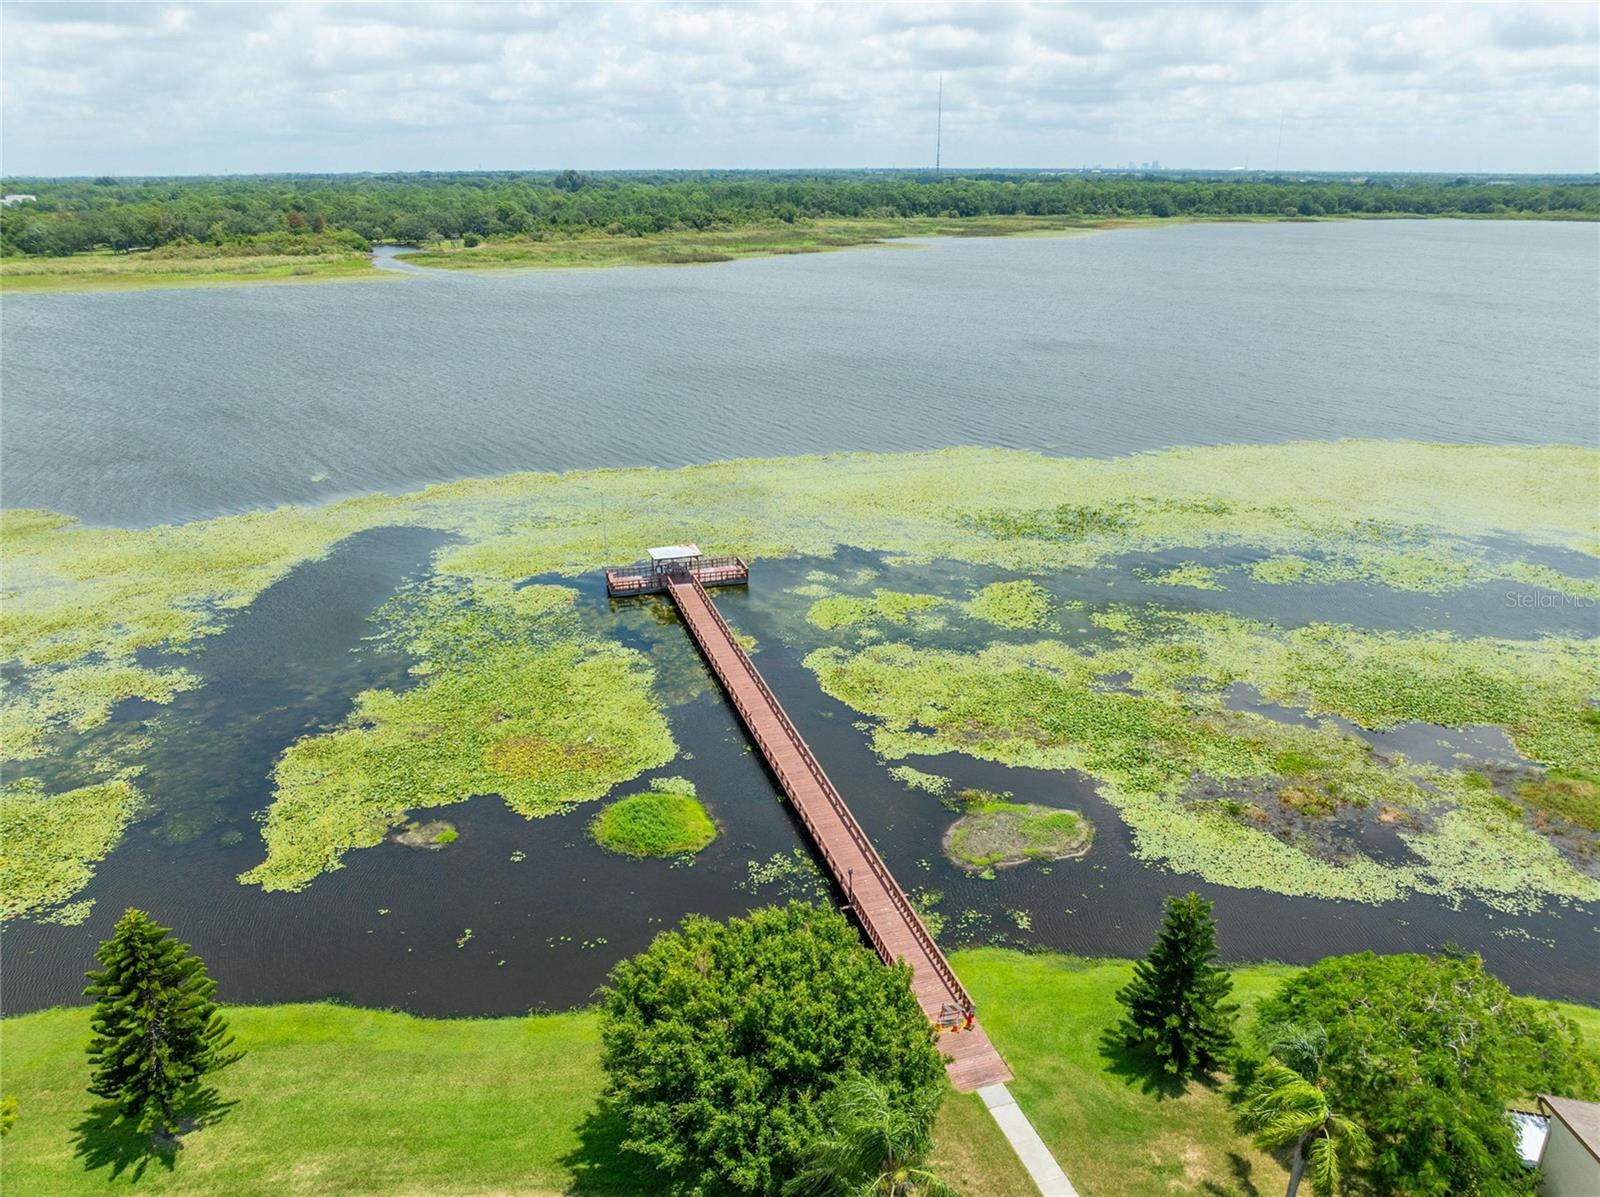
3,2,1595,177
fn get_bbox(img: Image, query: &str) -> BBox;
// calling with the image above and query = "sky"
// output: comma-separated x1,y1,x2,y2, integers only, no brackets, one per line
2,2,1596,177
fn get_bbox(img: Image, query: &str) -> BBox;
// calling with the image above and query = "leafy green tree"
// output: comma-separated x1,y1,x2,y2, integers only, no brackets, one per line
599,903,944,1196
1254,952,1600,1196
784,1075,956,1197
1116,892,1237,1079
1235,1024,1368,1197
83,909,241,1141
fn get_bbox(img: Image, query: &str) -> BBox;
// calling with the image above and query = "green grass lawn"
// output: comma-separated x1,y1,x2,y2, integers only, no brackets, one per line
3,951,1594,1195
958,950,1600,1197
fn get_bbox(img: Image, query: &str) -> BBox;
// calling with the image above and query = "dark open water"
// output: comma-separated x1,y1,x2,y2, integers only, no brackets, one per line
3,221,1597,528
2,222,1597,1013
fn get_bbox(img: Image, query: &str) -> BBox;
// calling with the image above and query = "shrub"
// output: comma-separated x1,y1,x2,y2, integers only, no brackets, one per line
1254,952,1600,1195
599,904,944,1195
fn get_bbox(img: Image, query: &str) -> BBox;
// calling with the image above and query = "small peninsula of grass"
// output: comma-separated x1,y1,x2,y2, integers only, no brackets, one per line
0,248,378,294
590,778,716,857
398,215,1105,272
944,793,1093,870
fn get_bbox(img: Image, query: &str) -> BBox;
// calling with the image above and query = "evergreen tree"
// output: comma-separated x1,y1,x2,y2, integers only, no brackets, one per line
1116,892,1237,1079
83,909,240,1141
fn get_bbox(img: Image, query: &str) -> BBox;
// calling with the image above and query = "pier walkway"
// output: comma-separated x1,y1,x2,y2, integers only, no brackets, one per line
663,570,1012,1092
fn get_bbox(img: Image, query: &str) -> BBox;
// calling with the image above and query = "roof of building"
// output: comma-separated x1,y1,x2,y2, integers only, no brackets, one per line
647,544,701,561
1541,1095,1600,1163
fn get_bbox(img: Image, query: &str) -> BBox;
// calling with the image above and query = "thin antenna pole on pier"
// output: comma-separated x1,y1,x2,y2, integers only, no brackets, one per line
935,75,943,174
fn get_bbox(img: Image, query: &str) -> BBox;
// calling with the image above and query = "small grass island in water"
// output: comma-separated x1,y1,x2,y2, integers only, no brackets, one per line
944,790,1094,871
590,778,717,858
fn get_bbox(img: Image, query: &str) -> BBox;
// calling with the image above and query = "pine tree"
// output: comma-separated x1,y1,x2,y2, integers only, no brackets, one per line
83,909,241,1141
1117,891,1237,1079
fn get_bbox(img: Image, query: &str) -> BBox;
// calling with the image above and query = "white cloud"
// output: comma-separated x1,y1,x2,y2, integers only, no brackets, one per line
1,1,1594,175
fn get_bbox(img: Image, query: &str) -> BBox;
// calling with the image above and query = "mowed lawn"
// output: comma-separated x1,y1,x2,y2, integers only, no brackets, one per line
0,992,1029,1196
4,951,1595,1196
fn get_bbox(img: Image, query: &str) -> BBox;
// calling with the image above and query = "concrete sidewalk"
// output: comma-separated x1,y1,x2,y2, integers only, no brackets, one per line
979,1083,1079,1197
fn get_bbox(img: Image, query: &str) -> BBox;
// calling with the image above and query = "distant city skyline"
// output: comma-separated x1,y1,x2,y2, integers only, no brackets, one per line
2,2,1595,177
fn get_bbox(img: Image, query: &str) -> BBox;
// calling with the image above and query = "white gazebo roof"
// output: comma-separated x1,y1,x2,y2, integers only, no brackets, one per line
647,544,701,562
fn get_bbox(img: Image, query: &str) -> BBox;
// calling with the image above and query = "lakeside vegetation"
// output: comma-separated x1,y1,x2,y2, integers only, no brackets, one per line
4,947,1593,1196
5,171,1594,258
3,440,1595,915
3,169,1594,290
395,213,1105,272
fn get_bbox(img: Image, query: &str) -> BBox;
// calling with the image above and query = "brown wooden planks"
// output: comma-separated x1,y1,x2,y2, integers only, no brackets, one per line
665,574,1012,1091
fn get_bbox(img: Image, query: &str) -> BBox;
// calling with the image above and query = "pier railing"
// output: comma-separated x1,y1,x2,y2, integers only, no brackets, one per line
675,570,973,1016
606,555,749,595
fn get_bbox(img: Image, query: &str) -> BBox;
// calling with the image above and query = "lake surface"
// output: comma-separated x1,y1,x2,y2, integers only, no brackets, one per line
2,221,1598,1015
3,221,1597,527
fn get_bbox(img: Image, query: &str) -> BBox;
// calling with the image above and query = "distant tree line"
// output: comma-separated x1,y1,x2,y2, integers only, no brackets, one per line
1,169,1594,257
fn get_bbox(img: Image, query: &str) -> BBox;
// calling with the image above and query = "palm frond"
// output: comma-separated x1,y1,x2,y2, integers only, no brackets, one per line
1307,1135,1341,1196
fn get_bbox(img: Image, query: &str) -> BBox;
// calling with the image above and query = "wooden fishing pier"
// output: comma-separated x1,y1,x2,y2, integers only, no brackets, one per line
609,547,1012,1092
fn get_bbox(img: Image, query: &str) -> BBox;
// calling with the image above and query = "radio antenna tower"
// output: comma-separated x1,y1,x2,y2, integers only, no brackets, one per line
935,76,943,173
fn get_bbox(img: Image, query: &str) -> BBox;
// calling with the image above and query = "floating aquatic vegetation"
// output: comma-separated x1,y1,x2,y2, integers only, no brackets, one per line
740,848,827,900
907,887,946,938
4,441,1596,909
0,778,142,919
0,660,200,762
888,765,950,795
239,580,675,892
8,440,1595,677
805,589,942,631
590,777,716,857
40,899,95,926
1137,562,1222,591
806,610,1600,908
1503,563,1600,601
806,595,876,630
963,580,1053,628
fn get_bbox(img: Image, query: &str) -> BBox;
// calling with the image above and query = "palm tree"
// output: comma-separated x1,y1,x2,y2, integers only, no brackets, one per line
1236,1059,1369,1197
784,1075,959,1197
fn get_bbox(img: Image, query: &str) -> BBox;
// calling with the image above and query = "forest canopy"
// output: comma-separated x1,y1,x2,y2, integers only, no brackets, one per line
2,169,1595,257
